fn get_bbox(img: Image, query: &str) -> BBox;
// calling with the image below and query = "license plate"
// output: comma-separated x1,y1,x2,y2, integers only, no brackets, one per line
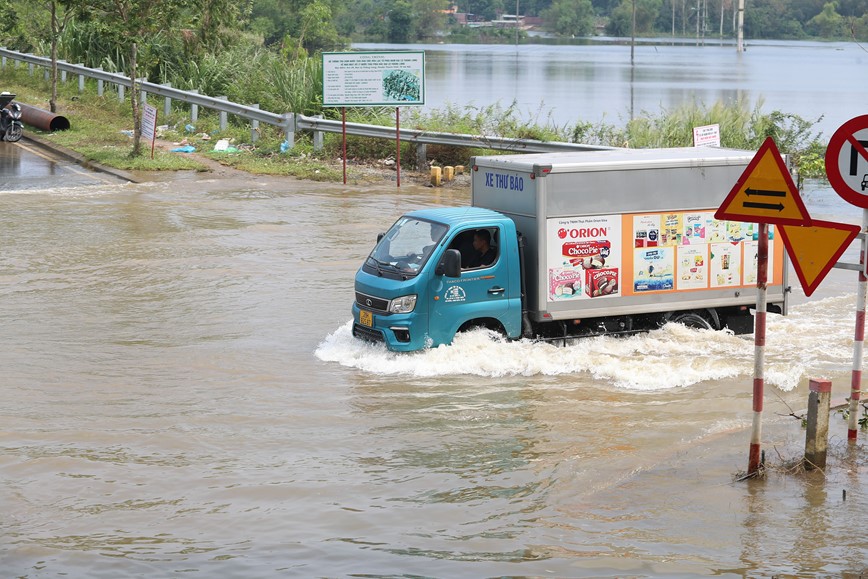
359,309,373,327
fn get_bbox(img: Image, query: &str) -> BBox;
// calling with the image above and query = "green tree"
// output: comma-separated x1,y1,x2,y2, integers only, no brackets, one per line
250,0,346,48
522,0,555,16
459,0,505,20
745,0,806,37
542,0,595,36
388,0,415,42
284,0,343,57
606,0,662,35
37,0,84,113
82,0,191,157
807,1,845,36
411,0,450,40
185,0,248,53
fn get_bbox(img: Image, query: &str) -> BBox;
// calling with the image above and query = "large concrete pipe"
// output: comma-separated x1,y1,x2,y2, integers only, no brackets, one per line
16,103,70,131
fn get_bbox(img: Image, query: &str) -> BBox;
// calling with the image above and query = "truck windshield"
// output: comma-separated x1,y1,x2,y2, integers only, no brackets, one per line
367,217,448,276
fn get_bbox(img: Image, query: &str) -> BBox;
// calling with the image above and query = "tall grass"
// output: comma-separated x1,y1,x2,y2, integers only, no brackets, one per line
620,97,823,151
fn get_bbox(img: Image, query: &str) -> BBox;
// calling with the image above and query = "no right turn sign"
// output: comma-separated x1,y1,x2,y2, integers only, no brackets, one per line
826,115,868,208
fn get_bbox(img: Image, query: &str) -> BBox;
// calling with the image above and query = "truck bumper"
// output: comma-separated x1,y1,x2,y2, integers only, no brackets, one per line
351,303,428,352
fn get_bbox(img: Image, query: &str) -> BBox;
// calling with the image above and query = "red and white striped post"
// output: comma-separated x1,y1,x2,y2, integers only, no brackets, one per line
748,222,769,475
848,210,868,441
395,107,401,188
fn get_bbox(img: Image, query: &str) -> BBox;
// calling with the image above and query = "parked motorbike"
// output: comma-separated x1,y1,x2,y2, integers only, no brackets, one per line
0,92,23,142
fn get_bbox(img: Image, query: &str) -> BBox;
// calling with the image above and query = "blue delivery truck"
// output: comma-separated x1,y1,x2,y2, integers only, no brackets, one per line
352,147,789,352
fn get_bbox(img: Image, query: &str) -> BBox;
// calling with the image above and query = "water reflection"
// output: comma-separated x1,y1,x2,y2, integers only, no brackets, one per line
359,40,866,136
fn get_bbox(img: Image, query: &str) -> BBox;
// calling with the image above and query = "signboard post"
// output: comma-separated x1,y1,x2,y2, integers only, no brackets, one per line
141,103,158,160
322,51,425,186
716,136,811,476
825,115,868,442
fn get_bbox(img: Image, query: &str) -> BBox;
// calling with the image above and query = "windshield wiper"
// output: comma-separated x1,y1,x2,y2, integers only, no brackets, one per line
367,257,398,276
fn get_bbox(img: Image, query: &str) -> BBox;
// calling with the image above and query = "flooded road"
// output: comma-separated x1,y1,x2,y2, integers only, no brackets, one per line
2,151,867,576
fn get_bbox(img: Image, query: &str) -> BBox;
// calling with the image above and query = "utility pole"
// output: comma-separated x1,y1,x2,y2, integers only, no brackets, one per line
737,0,745,52
515,0,520,47
631,0,636,65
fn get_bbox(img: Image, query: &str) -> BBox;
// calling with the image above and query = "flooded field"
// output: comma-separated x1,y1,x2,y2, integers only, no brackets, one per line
1,154,866,576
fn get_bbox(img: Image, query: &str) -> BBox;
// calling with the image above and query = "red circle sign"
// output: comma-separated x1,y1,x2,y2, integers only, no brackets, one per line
826,114,868,208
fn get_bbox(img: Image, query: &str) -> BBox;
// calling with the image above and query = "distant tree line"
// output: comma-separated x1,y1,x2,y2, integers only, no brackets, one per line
7,0,868,62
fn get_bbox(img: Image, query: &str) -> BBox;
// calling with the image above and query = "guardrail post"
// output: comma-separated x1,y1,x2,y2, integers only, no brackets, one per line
190,90,199,123
59,61,67,83
2,55,7,69
313,114,324,151
118,82,124,102
96,67,104,96
140,78,148,106
28,62,33,76
282,113,295,150
163,82,172,118
218,96,228,131
44,68,50,81
78,65,85,92
250,104,260,143
804,378,832,470
416,143,427,171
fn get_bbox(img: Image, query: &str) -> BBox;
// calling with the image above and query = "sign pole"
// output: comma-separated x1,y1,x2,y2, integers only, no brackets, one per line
141,103,158,160
395,107,401,188
848,209,868,441
341,106,347,185
748,222,769,475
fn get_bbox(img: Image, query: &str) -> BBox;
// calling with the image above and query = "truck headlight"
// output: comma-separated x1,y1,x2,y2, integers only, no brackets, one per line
389,294,417,313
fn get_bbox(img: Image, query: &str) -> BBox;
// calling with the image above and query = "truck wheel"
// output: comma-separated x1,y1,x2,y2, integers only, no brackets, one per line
669,311,714,330
458,318,506,338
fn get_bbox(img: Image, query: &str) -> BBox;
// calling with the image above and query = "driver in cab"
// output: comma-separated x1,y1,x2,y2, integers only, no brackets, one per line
467,229,496,268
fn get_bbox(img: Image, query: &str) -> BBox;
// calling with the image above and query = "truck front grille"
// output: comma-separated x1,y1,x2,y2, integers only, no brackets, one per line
353,323,384,343
356,292,389,313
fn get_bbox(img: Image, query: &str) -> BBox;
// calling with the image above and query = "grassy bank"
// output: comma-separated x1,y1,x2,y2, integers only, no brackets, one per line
0,67,827,184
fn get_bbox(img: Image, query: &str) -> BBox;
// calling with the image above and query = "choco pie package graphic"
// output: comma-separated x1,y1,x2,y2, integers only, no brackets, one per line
557,238,620,299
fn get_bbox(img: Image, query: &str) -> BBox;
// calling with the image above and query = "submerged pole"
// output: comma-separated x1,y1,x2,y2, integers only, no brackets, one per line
748,222,769,475
805,378,832,469
847,209,868,441
737,0,745,52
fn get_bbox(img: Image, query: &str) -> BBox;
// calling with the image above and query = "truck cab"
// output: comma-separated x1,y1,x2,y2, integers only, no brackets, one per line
352,207,523,351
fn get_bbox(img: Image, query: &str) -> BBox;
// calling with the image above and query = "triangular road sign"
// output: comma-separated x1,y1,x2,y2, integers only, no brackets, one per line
715,137,812,226
778,220,861,296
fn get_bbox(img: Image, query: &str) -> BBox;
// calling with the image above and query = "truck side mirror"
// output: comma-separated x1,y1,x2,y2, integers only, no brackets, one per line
436,249,461,277
377,232,385,243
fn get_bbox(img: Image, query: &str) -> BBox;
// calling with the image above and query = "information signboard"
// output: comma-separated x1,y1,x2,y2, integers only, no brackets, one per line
322,51,425,107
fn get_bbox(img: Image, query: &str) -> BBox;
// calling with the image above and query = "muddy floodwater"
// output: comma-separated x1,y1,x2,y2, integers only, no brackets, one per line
1,146,867,577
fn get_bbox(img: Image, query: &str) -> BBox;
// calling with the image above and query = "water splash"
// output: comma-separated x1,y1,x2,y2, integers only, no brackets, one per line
315,296,859,390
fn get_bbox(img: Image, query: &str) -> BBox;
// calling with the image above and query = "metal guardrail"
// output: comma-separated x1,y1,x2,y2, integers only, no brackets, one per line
293,114,614,154
0,47,615,164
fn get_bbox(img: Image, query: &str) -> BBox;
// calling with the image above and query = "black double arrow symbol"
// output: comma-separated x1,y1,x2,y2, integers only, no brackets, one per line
742,187,786,212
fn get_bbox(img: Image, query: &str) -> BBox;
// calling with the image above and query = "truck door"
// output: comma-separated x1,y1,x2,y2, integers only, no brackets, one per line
429,226,511,342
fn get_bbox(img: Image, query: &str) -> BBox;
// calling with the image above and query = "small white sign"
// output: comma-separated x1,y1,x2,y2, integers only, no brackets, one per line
323,51,425,107
693,123,720,147
141,104,158,141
